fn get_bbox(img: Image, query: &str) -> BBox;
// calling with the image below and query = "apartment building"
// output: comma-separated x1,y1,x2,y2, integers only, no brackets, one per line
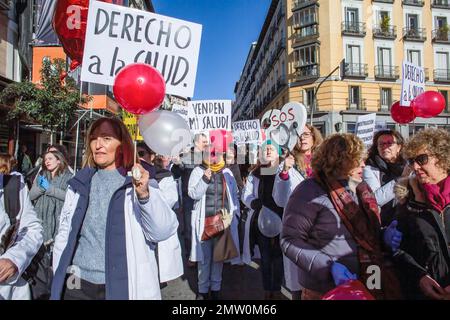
233,0,450,137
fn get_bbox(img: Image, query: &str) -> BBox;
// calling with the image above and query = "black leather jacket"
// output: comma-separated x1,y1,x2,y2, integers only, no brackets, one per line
394,199,450,299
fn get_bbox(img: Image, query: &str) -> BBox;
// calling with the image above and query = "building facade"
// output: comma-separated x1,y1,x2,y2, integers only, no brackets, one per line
233,0,450,137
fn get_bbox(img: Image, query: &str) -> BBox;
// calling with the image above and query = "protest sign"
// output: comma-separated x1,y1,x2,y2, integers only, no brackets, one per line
123,111,143,140
260,102,307,151
232,120,261,145
187,100,232,134
356,113,376,148
172,104,189,121
401,60,426,107
81,1,202,97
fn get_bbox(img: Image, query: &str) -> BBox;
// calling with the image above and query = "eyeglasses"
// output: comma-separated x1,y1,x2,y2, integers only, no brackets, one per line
407,154,429,166
300,132,312,139
378,141,397,148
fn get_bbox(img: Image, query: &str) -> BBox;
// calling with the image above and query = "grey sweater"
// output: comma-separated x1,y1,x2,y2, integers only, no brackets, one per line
281,178,359,294
72,169,125,284
30,170,72,243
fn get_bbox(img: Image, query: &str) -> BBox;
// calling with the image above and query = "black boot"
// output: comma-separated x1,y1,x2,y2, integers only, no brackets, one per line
210,290,221,300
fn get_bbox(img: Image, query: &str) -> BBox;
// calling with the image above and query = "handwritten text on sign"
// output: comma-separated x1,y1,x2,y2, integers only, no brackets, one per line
187,100,232,134
81,1,202,97
401,61,425,107
356,113,377,148
232,120,261,145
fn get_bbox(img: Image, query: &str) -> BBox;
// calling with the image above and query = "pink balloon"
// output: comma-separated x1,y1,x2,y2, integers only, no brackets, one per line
390,101,416,124
411,91,446,118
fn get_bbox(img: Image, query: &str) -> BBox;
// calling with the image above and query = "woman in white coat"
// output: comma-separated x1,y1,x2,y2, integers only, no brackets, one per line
50,117,179,300
188,144,240,300
0,172,43,300
273,124,323,299
242,142,284,299
363,129,410,227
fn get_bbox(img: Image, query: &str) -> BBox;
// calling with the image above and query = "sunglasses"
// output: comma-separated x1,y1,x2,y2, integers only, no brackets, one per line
407,154,429,166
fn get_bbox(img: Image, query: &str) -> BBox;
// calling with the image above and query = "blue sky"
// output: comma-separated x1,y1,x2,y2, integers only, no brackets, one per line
152,0,271,101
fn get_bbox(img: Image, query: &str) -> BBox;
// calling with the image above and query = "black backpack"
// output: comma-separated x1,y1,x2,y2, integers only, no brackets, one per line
0,175,21,255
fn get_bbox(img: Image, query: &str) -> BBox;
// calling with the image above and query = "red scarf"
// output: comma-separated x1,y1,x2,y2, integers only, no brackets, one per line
316,175,403,300
423,175,450,213
304,154,313,177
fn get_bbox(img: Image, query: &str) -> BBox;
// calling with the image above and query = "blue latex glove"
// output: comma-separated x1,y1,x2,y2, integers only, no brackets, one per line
39,176,50,190
383,220,403,252
331,262,357,286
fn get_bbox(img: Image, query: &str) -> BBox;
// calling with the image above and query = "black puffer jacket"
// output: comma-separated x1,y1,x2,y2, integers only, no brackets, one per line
394,197,450,299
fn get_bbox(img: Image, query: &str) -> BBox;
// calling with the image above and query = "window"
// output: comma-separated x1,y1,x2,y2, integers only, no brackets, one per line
346,8,359,25
347,123,356,134
407,14,418,30
295,44,318,66
349,86,361,107
436,16,447,29
439,90,449,111
379,11,389,24
436,52,449,70
380,88,392,109
305,88,315,110
293,7,317,27
378,48,392,66
407,50,421,66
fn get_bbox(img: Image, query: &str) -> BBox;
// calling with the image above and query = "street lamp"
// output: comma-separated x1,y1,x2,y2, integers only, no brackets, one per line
310,59,345,126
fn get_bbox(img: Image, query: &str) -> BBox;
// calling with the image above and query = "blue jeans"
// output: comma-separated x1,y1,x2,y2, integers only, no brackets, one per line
198,239,224,294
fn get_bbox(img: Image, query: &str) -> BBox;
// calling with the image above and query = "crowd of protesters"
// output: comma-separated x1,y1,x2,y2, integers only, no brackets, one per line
0,116,449,300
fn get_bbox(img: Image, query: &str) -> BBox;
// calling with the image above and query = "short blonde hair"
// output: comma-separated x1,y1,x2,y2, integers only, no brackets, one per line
403,128,450,174
83,117,136,170
312,134,365,179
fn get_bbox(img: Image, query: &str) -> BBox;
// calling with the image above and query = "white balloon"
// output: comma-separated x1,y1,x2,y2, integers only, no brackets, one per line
138,110,193,156
257,206,282,238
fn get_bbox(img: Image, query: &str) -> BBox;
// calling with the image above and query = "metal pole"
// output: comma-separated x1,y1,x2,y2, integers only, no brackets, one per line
311,63,341,126
74,118,80,172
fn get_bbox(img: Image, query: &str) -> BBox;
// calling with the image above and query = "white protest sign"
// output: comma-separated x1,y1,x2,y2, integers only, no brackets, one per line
401,60,426,107
232,120,261,145
356,113,377,147
187,100,232,134
260,102,307,151
171,104,189,121
81,1,202,97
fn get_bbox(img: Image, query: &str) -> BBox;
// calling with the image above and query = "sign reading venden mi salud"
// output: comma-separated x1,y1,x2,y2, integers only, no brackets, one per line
81,1,202,98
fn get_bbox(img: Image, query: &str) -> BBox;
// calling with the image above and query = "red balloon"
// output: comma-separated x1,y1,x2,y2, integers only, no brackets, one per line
53,0,113,71
411,91,446,118
113,63,166,115
391,101,416,124
322,280,376,300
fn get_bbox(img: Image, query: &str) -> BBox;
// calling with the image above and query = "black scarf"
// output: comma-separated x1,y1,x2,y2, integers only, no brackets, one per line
366,155,405,186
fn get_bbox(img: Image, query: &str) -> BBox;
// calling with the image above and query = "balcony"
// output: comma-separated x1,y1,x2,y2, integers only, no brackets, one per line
374,65,400,80
372,0,394,3
346,98,367,111
295,64,319,81
373,25,397,39
434,69,450,82
402,0,424,6
432,0,450,8
342,22,366,37
292,25,319,46
344,63,368,78
432,29,450,43
403,27,427,41
292,0,318,11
